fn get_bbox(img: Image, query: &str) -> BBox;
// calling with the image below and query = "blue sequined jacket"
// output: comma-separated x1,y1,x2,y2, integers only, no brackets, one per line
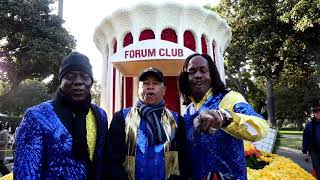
184,90,269,180
13,100,108,179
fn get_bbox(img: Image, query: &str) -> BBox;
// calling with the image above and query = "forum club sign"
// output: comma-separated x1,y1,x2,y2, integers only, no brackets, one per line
110,39,195,62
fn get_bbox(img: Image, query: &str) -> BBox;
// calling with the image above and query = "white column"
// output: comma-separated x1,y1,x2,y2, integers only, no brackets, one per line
196,34,202,53
133,32,138,44
219,47,226,84
117,38,123,52
114,70,122,112
155,30,161,40
178,30,184,46
107,45,114,117
214,44,226,84
207,38,213,59
100,51,108,111
123,77,126,108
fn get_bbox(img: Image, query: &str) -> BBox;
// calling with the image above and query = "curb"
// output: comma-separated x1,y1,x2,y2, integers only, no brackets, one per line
278,146,302,154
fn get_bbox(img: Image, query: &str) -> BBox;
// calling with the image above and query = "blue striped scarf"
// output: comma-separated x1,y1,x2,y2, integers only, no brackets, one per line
135,99,167,146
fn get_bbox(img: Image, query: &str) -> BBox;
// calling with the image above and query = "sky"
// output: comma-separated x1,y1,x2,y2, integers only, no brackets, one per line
62,0,220,82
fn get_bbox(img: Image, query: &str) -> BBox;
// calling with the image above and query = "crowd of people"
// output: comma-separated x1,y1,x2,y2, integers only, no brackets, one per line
0,51,315,179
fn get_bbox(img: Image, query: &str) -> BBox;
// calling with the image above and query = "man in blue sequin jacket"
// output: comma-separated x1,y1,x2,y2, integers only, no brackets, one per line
13,52,108,179
178,53,269,180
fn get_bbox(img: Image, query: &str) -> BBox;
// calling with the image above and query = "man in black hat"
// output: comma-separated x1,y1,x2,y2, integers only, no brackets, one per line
106,67,188,180
303,99,320,179
14,52,108,179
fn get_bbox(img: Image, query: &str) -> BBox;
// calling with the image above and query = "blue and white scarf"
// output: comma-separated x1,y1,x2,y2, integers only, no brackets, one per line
135,99,167,145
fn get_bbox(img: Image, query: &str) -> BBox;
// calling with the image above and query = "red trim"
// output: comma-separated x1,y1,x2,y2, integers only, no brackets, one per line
113,40,117,54
184,30,196,51
163,76,180,113
161,28,177,43
123,32,133,47
125,77,133,107
201,35,207,54
212,42,216,63
139,29,155,41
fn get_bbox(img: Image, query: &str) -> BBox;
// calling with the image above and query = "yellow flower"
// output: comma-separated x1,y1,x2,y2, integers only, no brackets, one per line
245,142,315,179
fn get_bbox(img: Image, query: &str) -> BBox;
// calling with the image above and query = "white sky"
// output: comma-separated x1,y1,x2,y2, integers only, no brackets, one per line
62,0,220,82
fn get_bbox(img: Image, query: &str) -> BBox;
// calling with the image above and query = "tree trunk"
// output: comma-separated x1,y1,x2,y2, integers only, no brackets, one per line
277,119,284,128
266,78,276,127
237,69,248,100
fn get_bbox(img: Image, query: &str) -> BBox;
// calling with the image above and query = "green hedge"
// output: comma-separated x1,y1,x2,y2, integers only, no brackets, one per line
0,116,22,133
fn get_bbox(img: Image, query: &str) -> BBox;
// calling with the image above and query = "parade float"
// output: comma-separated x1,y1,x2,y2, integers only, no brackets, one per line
244,141,315,180
93,2,315,179
94,2,231,118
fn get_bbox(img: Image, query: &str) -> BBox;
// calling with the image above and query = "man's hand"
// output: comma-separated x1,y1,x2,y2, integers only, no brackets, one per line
303,153,309,162
196,110,224,133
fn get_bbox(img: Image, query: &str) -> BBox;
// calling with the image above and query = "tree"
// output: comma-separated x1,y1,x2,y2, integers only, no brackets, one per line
279,0,320,58
275,66,320,130
1,79,51,116
225,67,267,116
214,0,319,127
0,0,76,110
91,80,101,105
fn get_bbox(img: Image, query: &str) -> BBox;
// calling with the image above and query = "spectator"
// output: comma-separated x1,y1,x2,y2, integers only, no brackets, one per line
0,123,10,175
303,99,320,179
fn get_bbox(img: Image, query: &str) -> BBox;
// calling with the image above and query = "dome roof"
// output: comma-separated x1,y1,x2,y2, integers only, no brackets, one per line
94,2,232,54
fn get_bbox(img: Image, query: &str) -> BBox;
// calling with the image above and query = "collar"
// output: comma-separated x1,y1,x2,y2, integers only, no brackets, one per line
190,88,213,111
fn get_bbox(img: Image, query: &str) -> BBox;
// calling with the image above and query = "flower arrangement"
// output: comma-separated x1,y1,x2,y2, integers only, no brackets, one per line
244,141,315,180
244,141,268,170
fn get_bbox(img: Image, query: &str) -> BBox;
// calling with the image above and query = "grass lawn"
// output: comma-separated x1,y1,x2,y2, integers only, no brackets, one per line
279,130,303,135
278,137,302,150
277,130,303,150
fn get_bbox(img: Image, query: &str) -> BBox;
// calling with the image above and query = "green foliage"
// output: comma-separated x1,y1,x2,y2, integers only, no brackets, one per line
91,80,101,105
0,0,76,99
275,66,320,129
280,0,320,31
214,0,320,127
1,79,51,116
277,131,303,150
279,131,303,135
278,137,302,150
278,0,320,59
246,156,268,170
0,115,21,133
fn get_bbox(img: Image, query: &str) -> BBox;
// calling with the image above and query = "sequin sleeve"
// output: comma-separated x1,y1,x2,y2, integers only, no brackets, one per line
219,91,270,142
13,109,44,179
